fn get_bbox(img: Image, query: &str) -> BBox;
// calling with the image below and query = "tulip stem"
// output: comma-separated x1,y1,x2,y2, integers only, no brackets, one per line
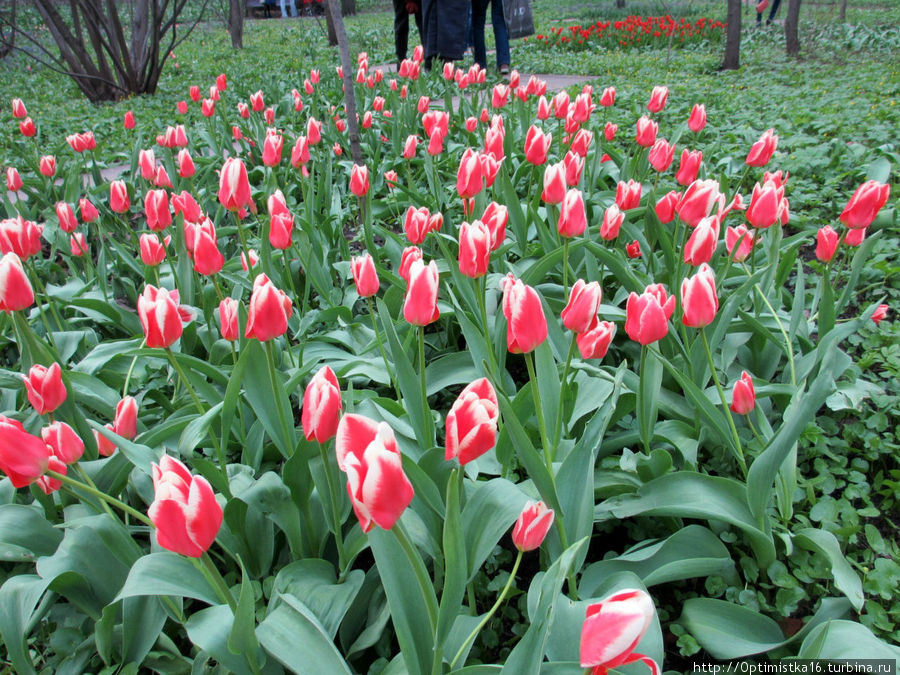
232,212,254,280
524,352,553,469
123,338,146,397
449,549,522,670
700,329,747,476
750,280,797,387
418,327,434,447
264,341,296,457
74,464,115,518
553,333,578,451
199,551,236,612
393,522,438,634
562,237,571,295
476,276,500,383
49,470,153,526
319,442,347,574
746,414,765,447
367,297,402,402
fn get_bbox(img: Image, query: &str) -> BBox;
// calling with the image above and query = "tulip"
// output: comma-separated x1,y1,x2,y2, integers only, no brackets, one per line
39,155,56,177
625,284,675,345
241,249,258,272
577,316,616,360
402,135,418,160
218,158,251,212
512,500,555,552
724,370,757,416
398,246,423,282
445,378,499,465
177,100,188,115
69,233,88,257
22,363,66,415
351,252,379,297
501,274,548,354
335,414,414,532
111,395,138,440
110,180,130,213
600,204,625,241
237,102,249,119
186,218,224,276
75,199,97,224
655,190,679,224
302,366,342,443
845,227,866,246
480,154,501,188
688,103,707,132
422,110,449,140
536,95,551,120
0,416,49,488
626,240,642,259
403,259,440,326
542,162,567,204
349,164,369,197
634,116,658,147
564,151,585,187
215,73,227,90
615,179,642,211
681,264,719,328
456,148,484,199
647,85,668,113
580,589,658,675
216,297,240,341
144,189,172,232
249,90,265,112
262,131,283,167
0,252,34,312
177,149,195,178
6,167,22,192
19,117,36,137
149,455,223,557
42,421,84,465
484,125,505,161
562,279,602,334
138,285,191,348
676,179,724,228
172,190,202,223
599,86,616,107
840,180,890,229
52,202,77,234
524,125,552,165
725,225,756,262
871,304,889,325
603,122,618,142
815,226,839,262
138,148,156,181
0,215,43,261
245,274,292,341
458,220,491,279
404,206,433,244
154,165,172,189
269,213,294,250
572,91,594,123
683,216,720,266
11,98,27,118
558,188,588,238
483,202,509,251
492,84,509,109
648,139,675,173
140,233,169,267
203,98,217,117
675,149,703,186
745,128,778,167
306,117,322,145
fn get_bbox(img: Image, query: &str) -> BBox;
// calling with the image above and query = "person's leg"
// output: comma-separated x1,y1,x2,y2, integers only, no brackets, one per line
756,11,763,24
472,0,488,69
393,0,409,63
767,0,782,23
279,0,289,18
490,0,510,70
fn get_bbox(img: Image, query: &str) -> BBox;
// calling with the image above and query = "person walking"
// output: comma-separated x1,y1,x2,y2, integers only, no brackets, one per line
421,0,468,69
756,0,782,26
280,0,297,18
393,0,423,66
472,0,510,77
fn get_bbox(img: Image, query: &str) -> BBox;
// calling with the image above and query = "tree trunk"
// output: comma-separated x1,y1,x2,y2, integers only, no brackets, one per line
839,0,847,22
324,1,337,45
723,0,741,70
785,0,801,57
0,0,17,58
229,0,244,48
341,0,355,15
326,0,362,165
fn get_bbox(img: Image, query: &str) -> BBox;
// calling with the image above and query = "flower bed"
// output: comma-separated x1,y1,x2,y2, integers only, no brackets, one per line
0,45,897,674
532,15,727,51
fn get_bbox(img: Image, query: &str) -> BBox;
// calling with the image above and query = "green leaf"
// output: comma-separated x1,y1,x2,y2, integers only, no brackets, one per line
681,598,786,659
462,478,529,581
88,420,161,474
121,595,167,666
242,340,296,458
0,575,53,675
437,471,467,647
866,156,891,183
793,529,864,611
637,346,663,454
228,560,259,656
0,504,63,561
186,605,254,675
797,620,900,662
257,595,353,675
178,401,225,456
115,552,221,606
534,340,560,451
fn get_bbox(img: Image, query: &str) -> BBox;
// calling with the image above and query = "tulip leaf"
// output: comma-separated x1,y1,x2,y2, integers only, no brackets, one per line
186,605,256,675
797,619,900,661
462,478,530,581
88,420,161,474
534,340,560,453
793,528,864,611
115,552,222,607
0,504,63,561
220,340,251,456
835,230,881,316
178,401,225,456
437,471,467,648
228,559,260,656
0,574,54,675
636,345,663,455
241,340,296,458
257,594,353,675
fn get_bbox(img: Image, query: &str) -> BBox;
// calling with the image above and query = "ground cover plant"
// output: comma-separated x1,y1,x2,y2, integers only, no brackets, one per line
1,1,899,673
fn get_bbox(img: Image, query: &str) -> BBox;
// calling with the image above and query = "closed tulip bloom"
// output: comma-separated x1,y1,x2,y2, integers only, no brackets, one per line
305,117,322,145
351,252,379,297
403,259,440,326
138,285,191,348
871,304,889,325
144,189,172,231
551,91,570,119
302,366,342,443
688,103,707,132
492,84,510,109
726,370,757,414
112,395,138,440
398,246,423,282
459,220,491,279
840,180,890,229
149,455,223,558
676,179,724,228
249,90,265,112
675,149,703,186
648,139,675,173
616,180,642,211
0,252,34,312
745,179,786,229
403,206,431,245
172,190,203,223
512,500,555,552
635,116,658,147
185,218,223,276
725,225,756,262
138,148,156,180
245,274,292,341
457,148,484,199
6,167,22,192
625,284,675,345
572,91,594,123
422,110,449,140
535,95,551,120
0,216,43,259
600,86,616,107
262,131,284,167
216,73,227,90
745,128,778,167
177,100,189,115
501,274,548,354
558,188,588,238
11,98,27,118
445,378,499,465
480,154,502,188
218,158,251,212
484,126,505,161
580,589,658,675
177,149,195,178
269,213,293,250
42,421,84,464
481,202,508,251
542,162,567,204
69,232,88,257
683,216,720,266
154,165,172,189
77,198,97,223
564,151,585,187
815,226,839,262
55,202,78,233
39,155,56,177
19,117,36,137
188,85,201,102
402,135,418,160
140,233,169,267
349,164,369,197
600,204,625,241
524,125,552,165
288,136,309,169
681,264,719,327
647,85,669,113
110,180,130,213
0,416,49,488
562,279,602,333
577,316,616,360
240,249,259,272
655,190,679,224
23,363,66,415
217,297,240,341
335,414,414,532
626,240,642,259
567,128,592,158
845,226,866,246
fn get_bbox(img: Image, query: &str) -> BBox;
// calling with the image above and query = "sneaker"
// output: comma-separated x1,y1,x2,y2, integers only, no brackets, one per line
500,64,510,80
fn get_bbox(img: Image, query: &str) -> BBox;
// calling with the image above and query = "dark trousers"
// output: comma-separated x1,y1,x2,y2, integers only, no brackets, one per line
757,0,782,24
393,0,423,64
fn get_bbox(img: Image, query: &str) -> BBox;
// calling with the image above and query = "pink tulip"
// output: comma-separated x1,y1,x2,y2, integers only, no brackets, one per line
500,274,548,354
0,416,49,488
144,189,172,232
745,128,778,167
56,202,78,233
558,188,588,238
688,103,707,132
23,363,66,415
725,225,756,262
647,85,668,113
648,139,675,173
655,190,679,224
459,220,492,279
815,226,839,262
445,378,499,465
0,216,43,260
683,216,720,266
218,298,240,341
615,180,642,211
745,179,786,229
42,421,84,464
351,252,380,297
218,158,251,212
403,259,440,326
456,148,484,199
302,366,342,443
577,316,616,359
625,284,675,345
245,274,292,341
562,280,602,333
0,252,34,313
600,204,625,241
675,149,702,186
681,264,719,328
840,180,890,229
635,116,658,147
512,500,555,551
524,125,552,165
675,179,724,228
580,589,658,675
730,371,756,414
138,285,191,348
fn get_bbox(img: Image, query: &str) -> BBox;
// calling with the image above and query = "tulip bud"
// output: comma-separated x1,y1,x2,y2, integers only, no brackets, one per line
218,158,251,212
0,252,34,312
56,202,78,233
140,233,169,267
458,220,491,279
681,264,719,328
512,501,555,552
403,259,440,326
683,216,720,266
815,226,839,262
625,284,675,345
500,274,547,354
456,148,484,199
302,366,342,443
42,421,84,464
725,225,756,262
648,139,675,173
626,240,642,259
0,415,49,487
576,316,616,360
23,363,66,415
177,149,195,178
580,589,658,674
558,188,588,238
647,85,668,113
39,155,56,177
113,396,138,439
562,279,602,333
349,164,369,197
145,189,172,231
138,285,190,349
524,125,552,165
69,232,88,257
615,179,642,211
245,274,292,341
599,87,616,107
351,252,379,297
745,128,778,167
688,103,707,132
11,98,27,118
445,378,499,465
600,204,625,241
541,162,567,204
262,131,284,167
730,371,755,414
676,179,724,228
675,149,703,186
5,167,22,192
871,304,889,325
655,190,679,224
19,117,36,137
635,116,658,147
840,180,890,229
110,180,130,213
398,246,423,282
